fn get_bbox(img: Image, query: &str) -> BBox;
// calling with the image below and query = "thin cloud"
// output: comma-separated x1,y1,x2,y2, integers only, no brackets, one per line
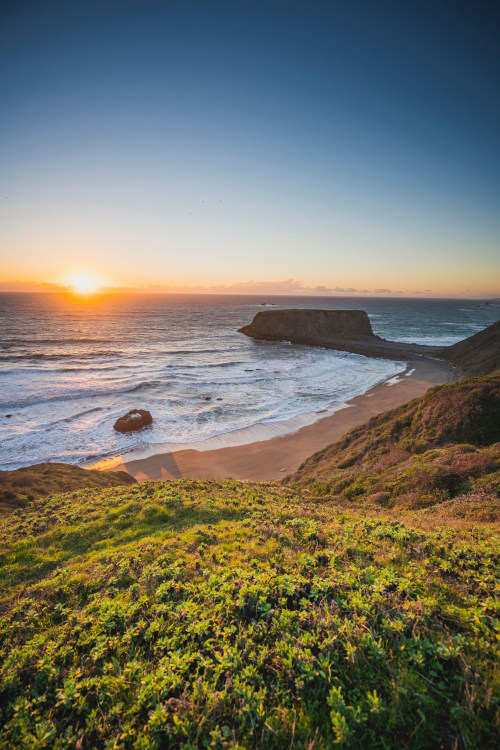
1,279,484,298
0,280,69,292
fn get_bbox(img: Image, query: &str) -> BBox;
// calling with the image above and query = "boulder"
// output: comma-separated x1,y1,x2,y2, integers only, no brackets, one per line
113,409,153,433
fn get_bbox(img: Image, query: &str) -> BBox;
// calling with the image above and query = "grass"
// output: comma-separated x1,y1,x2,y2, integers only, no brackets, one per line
0,374,498,748
288,374,500,521
0,463,136,513
0,479,499,749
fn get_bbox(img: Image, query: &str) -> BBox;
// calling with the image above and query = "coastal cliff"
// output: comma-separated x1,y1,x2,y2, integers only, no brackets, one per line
239,308,500,377
239,308,444,362
239,309,375,341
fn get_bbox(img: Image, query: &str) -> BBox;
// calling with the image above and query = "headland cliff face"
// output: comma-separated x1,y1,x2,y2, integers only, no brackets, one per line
238,309,443,363
239,309,500,379
238,309,375,342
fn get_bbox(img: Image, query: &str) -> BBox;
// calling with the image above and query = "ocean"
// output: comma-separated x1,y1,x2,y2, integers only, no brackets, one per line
0,293,498,470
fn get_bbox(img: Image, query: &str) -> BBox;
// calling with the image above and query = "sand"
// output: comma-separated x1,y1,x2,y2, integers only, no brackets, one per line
93,356,454,483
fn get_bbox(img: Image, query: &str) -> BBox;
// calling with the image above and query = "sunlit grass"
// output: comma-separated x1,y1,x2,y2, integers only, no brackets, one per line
0,479,498,749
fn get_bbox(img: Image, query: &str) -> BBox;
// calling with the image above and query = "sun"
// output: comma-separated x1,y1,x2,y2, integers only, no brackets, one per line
69,273,98,295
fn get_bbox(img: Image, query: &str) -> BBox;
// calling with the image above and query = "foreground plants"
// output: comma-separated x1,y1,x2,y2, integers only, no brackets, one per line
0,480,499,749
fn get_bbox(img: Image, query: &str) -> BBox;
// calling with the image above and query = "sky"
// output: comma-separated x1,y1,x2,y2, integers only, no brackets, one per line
1,0,499,297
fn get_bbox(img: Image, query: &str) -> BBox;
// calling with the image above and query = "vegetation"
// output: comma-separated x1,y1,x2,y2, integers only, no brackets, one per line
0,477,499,749
289,374,500,520
0,374,498,748
441,321,500,377
0,463,135,513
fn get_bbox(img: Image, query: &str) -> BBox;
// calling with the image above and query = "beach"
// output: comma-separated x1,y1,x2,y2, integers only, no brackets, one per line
94,356,453,482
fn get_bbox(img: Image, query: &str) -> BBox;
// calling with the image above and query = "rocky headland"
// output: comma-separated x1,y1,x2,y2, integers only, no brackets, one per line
239,309,500,377
238,308,443,361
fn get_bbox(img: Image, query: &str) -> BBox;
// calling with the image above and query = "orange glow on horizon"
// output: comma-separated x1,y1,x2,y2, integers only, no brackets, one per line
68,273,99,296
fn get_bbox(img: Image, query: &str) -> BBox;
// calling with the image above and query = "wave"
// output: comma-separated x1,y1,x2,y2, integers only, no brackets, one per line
2,337,113,346
0,350,124,362
0,379,165,409
32,406,104,429
165,360,246,369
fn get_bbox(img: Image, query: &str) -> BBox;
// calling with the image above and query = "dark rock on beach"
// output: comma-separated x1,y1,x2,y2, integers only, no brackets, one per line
113,409,153,433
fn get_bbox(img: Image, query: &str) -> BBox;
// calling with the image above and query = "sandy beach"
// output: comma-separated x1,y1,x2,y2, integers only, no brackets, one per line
93,357,454,482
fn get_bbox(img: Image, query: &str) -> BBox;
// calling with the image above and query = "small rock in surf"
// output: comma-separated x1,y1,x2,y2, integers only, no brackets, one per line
113,409,153,433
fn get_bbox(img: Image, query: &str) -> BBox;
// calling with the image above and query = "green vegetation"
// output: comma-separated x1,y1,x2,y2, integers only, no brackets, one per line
0,463,136,512
0,374,498,748
1,479,499,749
290,374,500,521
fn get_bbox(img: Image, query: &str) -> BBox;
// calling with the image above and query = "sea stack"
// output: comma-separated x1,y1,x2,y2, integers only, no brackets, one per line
238,308,447,362
239,309,375,343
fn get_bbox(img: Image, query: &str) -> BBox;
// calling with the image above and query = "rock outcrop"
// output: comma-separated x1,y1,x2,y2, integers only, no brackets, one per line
113,409,153,433
239,309,374,341
239,309,500,377
440,320,500,377
239,309,442,361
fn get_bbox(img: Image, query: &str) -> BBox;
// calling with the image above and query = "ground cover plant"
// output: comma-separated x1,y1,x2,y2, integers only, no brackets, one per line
289,374,500,521
0,478,499,749
0,463,135,513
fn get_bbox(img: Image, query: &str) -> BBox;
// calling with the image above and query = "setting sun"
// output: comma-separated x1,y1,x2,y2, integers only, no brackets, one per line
69,273,98,295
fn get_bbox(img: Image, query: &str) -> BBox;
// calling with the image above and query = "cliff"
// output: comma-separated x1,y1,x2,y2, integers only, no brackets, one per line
239,309,500,376
239,308,443,360
239,308,375,341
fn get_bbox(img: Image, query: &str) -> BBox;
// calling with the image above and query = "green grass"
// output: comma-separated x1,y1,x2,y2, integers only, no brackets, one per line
0,462,136,512
0,479,499,749
289,374,500,521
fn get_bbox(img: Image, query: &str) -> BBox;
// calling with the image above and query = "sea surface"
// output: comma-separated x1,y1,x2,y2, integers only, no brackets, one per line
0,293,498,470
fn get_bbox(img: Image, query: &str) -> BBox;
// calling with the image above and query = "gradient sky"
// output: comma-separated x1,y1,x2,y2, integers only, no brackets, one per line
1,0,499,296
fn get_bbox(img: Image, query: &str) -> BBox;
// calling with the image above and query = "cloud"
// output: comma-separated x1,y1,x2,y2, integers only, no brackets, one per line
0,280,69,292
0,278,448,297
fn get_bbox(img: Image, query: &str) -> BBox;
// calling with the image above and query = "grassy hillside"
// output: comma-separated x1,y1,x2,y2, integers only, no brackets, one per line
0,478,499,749
0,462,136,513
0,374,499,748
289,374,500,520
441,321,500,377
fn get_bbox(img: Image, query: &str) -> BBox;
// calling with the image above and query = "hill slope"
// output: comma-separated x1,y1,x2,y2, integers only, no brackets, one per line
0,479,499,749
288,374,500,517
0,462,136,513
440,320,500,377
0,378,499,748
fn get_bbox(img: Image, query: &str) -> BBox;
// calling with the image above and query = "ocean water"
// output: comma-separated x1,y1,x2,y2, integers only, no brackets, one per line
0,293,498,470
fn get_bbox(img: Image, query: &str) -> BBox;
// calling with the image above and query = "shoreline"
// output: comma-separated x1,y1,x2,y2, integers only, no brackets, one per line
93,356,454,482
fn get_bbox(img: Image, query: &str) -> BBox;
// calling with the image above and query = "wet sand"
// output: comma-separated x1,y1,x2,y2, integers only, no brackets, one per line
93,357,454,482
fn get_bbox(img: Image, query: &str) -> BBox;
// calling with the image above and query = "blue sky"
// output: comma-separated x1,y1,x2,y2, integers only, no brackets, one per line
1,0,499,296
